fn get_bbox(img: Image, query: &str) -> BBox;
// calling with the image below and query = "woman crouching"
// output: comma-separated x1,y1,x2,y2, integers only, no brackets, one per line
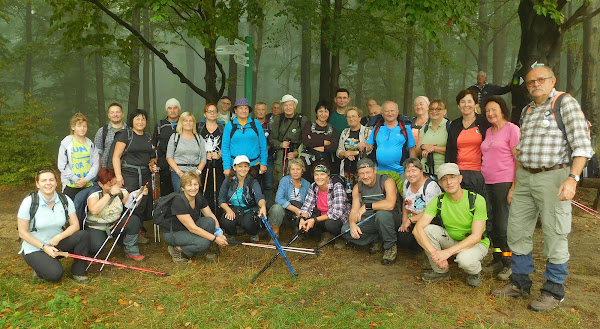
165,172,228,263
17,168,90,283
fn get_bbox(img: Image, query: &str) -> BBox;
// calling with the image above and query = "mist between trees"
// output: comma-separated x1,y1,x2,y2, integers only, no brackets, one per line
0,0,599,156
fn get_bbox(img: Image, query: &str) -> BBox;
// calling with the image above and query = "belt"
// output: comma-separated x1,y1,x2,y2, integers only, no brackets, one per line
176,163,199,167
522,163,569,174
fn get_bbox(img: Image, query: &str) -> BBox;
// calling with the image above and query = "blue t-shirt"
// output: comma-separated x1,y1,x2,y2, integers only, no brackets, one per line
366,122,415,174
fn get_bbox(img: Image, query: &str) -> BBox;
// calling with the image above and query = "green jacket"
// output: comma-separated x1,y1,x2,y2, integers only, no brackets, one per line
269,113,310,162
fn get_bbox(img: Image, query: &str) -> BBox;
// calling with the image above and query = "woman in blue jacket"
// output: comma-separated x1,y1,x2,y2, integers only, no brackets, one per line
218,155,267,242
268,158,310,240
221,98,268,179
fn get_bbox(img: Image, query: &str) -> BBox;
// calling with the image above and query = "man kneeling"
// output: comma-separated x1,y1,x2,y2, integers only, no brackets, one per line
343,159,398,265
412,163,489,287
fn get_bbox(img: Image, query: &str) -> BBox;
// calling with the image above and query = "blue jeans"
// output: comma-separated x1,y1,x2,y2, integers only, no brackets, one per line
171,171,181,193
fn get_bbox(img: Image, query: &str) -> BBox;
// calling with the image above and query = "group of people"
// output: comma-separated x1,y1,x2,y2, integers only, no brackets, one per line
16,66,592,312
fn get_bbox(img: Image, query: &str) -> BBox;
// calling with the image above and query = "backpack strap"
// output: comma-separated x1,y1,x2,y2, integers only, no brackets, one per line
29,192,39,232
433,194,446,229
174,133,181,153
102,125,109,149
550,92,570,150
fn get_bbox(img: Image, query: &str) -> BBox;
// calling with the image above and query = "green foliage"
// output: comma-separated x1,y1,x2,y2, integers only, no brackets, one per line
0,95,55,186
533,0,567,24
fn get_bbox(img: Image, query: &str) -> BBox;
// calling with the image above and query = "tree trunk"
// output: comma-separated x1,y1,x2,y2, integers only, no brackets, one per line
491,7,508,85
250,22,264,106
477,0,489,73
328,0,342,101
511,0,564,123
204,38,222,104
151,24,158,127
319,0,331,102
142,9,150,112
76,53,86,114
403,36,415,116
128,8,141,112
355,50,365,111
95,52,106,127
441,64,450,106
424,41,437,97
565,3,579,95
462,46,469,88
24,1,33,96
185,41,195,111
300,19,312,118
582,2,599,146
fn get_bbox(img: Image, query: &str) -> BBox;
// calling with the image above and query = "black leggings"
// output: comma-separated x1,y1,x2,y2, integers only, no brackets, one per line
23,230,90,281
122,167,153,222
219,207,261,236
87,214,142,256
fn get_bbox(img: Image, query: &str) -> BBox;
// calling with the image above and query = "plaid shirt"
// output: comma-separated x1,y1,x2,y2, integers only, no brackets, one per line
300,180,350,223
517,89,593,168
94,123,128,168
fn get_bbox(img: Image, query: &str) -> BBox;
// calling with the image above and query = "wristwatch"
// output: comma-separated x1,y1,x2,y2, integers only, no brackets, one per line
568,174,580,182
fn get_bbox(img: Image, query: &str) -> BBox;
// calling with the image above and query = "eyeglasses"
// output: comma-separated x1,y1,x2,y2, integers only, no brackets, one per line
428,107,443,112
526,76,553,87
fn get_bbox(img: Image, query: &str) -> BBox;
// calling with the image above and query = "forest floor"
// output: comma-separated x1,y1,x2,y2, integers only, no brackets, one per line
0,185,599,328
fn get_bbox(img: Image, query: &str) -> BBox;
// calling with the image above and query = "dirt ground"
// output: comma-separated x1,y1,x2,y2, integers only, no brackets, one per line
1,185,599,327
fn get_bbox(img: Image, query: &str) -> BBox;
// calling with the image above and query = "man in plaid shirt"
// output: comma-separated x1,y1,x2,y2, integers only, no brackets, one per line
94,102,127,168
492,65,593,312
299,164,350,249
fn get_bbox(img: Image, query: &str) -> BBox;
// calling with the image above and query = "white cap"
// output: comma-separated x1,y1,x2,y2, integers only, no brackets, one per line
165,98,181,111
280,94,298,105
233,155,251,166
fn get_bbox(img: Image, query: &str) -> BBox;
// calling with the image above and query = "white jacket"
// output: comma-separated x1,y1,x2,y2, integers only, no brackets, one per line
57,135,99,191
336,125,372,176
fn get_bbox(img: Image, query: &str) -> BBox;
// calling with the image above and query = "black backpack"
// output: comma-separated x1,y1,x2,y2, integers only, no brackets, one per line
73,183,102,228
28,192,69,232
105,128,134,168
328,174,352,203
152,192,185,231
368,114,412,167
230,119,259,139
432,190,486,241
172,133,201,153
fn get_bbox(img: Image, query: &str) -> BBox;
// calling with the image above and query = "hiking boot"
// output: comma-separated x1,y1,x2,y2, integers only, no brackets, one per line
497,266,512,281
319,232,334,247
422,270,450,282
72,275,90,284
422,253,432,270
204,253,217,261
126,254,145,261
167,245,188,264
369,241,383,255
381,245,397,265
466,273,482,287
334,238,346,250
491,283,529,298
251,234,260,242
138,231,150,244
529,293,563,312
483,261,503,274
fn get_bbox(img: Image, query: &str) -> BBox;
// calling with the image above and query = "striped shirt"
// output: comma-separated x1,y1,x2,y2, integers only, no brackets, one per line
517,89,593,168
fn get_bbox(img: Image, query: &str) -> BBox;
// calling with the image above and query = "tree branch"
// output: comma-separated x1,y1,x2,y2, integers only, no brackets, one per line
167,17,205,60
562,2,589,31
85,0,208,99
458,34,478,61
485,11,519,47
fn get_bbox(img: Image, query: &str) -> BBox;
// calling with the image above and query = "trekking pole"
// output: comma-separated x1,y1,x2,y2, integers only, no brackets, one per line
86,203,136,271
252,215,297,280
300,213,376,261
250,229,303,284
572,200,600,219
282,146,289,176
57,252,169,276
213,159,217,211
228,240,316,255
203,160,210,194
151,172,160,243
98,187,145,272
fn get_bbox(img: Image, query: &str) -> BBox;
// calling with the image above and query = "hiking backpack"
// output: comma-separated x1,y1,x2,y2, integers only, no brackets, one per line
152,192,185,231
105,128,134,168
432,190,487,239
73,184,102,228
328,174,352,203
520,92,598,177
27,192,69,232
229,119,259,139
368,114,412,167
172,133,201,154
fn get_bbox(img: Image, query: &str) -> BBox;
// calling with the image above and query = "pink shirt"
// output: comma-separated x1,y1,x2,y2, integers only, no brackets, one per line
481,122,520,184
316,189,329,215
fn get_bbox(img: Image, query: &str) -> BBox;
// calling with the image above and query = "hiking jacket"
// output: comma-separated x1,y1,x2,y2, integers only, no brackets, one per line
58,135,99,191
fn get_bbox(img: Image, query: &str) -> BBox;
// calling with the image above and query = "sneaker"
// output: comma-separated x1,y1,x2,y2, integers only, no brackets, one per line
483,261,503,274
491,283,529,298
72,275,90,284
529,293,563,312
497,266,512,281
138,231,150,244
167,245,188,264
204,253,217,261
334,238,346,250
369,241,383,255
251,234,260,242
422,270,450,282
466,273,482,287
319,232,334,247
381,245,397,265
126,254,145,261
